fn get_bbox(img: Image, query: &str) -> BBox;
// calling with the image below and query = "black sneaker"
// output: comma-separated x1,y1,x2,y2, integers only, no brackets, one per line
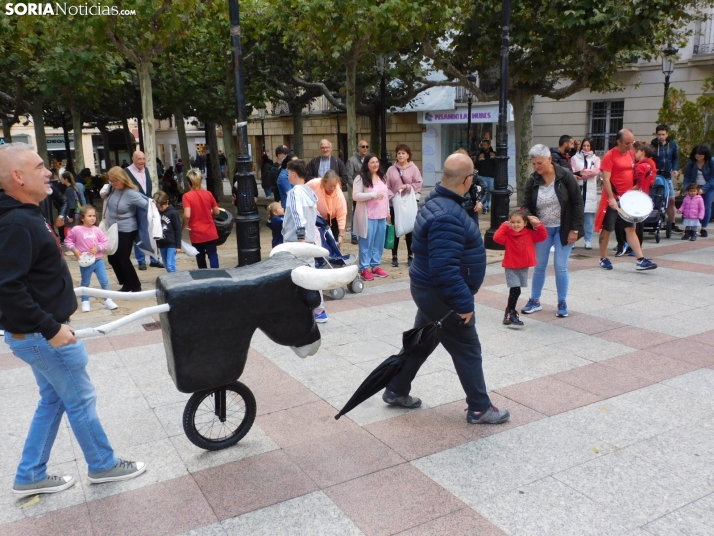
701,229,708,237
351,237,358,245
691,233,697,241
407,255,414,267
138,262,147,270
382,390,422,408
615,247,627,257
391,255,399,267
502,308,512,325
681,231,690,240
672,225,684,233
508,309,524,326
149,261,165,269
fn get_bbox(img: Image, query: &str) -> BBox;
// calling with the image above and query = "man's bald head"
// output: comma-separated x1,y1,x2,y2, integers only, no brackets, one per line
132,151,146,169
441,152,474,191
0,143,52,204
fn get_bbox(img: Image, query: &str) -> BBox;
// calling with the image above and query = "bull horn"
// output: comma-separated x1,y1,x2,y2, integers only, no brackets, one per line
270,243,329,259
291,265,359,290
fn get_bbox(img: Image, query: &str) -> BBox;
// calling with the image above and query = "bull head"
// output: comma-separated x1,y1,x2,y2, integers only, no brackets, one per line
156,249,357,393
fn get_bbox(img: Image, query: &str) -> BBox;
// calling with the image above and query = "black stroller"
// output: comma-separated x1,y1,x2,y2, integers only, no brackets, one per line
315,215,362,299
642,176,672,242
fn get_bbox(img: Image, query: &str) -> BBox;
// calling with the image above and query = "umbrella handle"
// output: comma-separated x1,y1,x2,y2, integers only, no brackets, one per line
437,310,460,327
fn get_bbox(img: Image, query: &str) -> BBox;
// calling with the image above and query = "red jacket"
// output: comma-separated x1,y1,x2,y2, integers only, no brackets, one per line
493,222,548,269
635,158,657,194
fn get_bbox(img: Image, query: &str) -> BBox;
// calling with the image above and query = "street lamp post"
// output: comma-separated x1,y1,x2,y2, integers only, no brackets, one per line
258,108,266,154
333,94,342,161
662,44,678,102
465,74,477,157
377,55,389,169
57,105,74,173
484,0,511,250
229,0,261,266
130,71,144,152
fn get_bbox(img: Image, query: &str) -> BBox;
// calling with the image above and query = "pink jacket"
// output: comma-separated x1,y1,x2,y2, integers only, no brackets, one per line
64,225,109,259
678,194,705,220
386,162,423,205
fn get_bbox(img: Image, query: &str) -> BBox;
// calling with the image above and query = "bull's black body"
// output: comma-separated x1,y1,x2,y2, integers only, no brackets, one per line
156,253,321,393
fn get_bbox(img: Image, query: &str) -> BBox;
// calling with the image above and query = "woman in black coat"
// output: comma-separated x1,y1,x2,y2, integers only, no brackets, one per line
520,144,584,318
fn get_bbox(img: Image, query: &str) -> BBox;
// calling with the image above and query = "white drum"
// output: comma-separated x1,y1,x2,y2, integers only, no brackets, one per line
618,190,653,223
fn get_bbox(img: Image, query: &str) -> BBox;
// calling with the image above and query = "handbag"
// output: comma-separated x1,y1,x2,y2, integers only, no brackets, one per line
384,223,395,250
392,166,418,237
99,188,124,256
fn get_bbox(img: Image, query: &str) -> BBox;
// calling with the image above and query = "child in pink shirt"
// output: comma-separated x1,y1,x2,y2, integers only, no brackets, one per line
64,206,118,312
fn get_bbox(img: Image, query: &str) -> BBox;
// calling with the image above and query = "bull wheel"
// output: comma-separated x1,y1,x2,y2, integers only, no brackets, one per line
349,279,364,294
655,228,661,243
329,287,346,300
183,381,256,451
665,219,672,239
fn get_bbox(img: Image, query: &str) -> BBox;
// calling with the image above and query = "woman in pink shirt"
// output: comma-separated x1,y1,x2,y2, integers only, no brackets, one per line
353,154,391,281
386,144,423,267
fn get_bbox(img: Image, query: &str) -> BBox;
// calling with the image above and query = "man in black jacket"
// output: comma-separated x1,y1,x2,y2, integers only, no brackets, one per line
307,139,348,188
0,143,146,498
550,134,574,170
475,139,497,213
269,145,291,202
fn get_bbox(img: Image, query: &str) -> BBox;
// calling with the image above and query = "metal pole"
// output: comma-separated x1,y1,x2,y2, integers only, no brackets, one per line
484,0,511,250
336,111,341,160
260,117,265,153
466,95,473,157
663,77,668,100
136,90,144,152
61,114,74,173
229,0,261,266
380,71,388,168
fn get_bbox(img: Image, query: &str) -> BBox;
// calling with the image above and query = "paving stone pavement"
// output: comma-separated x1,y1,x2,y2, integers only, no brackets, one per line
2,223,714,535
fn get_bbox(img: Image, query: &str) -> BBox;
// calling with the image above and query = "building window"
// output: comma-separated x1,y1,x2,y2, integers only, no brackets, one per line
588,100,624,153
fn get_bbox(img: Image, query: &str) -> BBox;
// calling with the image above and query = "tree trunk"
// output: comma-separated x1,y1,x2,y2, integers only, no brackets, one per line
220,116,237,181
70,101,85,172
2,115,13,142
137,62,159,193
369,108,380,162
512,89,534,206
174,107,191,188
121,116,135,158
346,62,357,161
291,104,304,158
98,120,113,171
205,121,223,199
30,97,49,166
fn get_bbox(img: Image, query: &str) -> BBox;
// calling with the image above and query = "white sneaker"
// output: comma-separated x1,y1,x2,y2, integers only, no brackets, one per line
104,299,118,310
81,301,91,312
584,241,592,249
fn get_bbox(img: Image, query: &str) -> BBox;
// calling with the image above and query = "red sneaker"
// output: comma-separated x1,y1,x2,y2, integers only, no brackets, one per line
361,269,374,281
372,267,389,278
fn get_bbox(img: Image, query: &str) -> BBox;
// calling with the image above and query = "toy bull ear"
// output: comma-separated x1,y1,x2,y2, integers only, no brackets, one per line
270,242,330,259
291,265,359,290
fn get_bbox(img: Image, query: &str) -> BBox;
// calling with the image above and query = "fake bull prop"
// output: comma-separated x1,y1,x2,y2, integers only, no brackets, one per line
73,243,358,450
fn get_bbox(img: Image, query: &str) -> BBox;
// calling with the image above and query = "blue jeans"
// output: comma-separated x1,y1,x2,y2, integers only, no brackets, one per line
133,244,158,265
263,186,273,198
584,213,595,243
159,248,177,272
701,188,714,229
480,176,494,210
194,240,219,269
531,226,573,303
358,218,386,270
79,259,111,302
387,282,491,412
6,333,118,485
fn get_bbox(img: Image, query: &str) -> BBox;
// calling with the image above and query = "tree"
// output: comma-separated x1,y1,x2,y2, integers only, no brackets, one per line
658,76,714,168
90,0,205,191
425,0,700,202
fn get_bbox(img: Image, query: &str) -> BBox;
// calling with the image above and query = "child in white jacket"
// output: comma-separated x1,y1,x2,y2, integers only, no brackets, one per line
282,159,326,323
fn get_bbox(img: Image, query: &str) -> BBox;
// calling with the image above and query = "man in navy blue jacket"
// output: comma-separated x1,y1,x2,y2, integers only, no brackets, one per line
651,124,682,232
382,152,510,425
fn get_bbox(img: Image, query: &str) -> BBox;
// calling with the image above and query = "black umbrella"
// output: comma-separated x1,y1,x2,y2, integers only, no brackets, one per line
334,310,458,420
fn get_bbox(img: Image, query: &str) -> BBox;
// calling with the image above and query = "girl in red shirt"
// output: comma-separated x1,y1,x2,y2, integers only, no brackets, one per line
493,210,548,326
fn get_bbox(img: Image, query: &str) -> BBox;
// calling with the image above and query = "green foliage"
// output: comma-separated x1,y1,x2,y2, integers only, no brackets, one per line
658,76,714,168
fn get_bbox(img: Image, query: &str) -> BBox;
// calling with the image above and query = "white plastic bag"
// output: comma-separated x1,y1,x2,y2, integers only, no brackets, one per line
393,187,418,237
98,220,119,256
181,240,199,257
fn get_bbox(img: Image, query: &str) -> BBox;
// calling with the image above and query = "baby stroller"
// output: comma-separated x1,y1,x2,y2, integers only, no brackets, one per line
642,175,671,242
315,215,362,299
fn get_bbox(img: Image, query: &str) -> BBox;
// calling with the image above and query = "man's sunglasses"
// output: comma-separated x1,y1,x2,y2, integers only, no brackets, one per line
359,145,369,149
463,171,477,185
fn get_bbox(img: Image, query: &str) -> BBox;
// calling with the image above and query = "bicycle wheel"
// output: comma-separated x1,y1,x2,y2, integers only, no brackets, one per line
183,381,256,451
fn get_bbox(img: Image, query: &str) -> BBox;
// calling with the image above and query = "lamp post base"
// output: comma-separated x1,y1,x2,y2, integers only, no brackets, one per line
233,155,261,266
483,186,510,250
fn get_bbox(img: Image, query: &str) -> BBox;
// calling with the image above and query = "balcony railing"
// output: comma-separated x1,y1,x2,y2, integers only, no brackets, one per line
694,10,714,55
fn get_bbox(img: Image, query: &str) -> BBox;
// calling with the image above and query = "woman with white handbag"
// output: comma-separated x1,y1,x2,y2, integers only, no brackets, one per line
386,144,423,267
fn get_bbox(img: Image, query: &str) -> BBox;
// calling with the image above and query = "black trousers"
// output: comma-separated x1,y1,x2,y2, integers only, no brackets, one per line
389,206,413,258
328,217,339,241
107,230,141,292
386,283,491,412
